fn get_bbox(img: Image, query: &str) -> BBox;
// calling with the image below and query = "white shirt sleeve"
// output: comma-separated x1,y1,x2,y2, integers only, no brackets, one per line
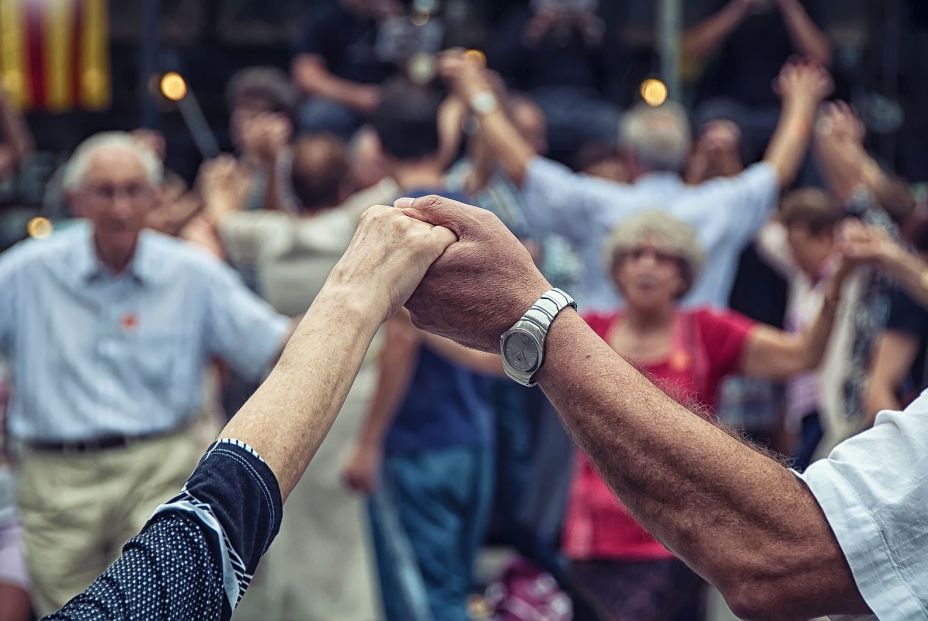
799,389,928,621
522,156,634,245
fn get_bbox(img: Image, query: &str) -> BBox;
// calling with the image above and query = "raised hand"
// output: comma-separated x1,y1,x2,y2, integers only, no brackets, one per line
240,112,293,166
328,204,458,324
196,154,251,222
437,50,495,102
775,58,833,108
815,101,865,146
398,194,551,353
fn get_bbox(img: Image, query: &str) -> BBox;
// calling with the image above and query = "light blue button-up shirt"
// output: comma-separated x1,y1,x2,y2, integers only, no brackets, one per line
0,221,290,442
523,157,779,312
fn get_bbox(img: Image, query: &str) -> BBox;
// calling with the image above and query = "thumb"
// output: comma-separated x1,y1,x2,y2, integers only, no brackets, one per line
395,194,483,239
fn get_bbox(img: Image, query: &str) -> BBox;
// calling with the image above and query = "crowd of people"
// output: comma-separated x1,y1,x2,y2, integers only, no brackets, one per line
1,1,927,620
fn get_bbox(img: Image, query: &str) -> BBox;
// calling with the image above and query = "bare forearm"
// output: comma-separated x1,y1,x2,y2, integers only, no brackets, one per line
794,285,841,371
475,108,536,187
764,97,818,187
813,137,866,203
883,248,928,308
293,57,378,112
422,332,504,376
218,285,380,500
356,320,418,448
682,2,746,61
536,310,866,618
865,380,900,425
779,0,832,65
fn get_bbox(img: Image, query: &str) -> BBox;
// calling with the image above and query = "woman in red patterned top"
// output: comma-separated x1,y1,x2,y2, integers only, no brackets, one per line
563,211,849,621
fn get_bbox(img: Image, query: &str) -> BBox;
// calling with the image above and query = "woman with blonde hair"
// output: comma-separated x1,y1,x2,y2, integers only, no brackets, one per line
563,211,851,621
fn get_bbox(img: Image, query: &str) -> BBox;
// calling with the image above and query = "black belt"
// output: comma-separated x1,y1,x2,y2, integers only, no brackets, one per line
27,426,183,454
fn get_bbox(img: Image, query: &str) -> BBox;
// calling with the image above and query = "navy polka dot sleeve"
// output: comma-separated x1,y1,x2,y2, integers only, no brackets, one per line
44,439,283,621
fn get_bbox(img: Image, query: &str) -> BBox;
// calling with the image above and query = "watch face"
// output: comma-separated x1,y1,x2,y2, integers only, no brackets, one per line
504,331,540,373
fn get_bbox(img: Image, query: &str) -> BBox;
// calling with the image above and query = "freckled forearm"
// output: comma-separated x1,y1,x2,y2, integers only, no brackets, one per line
535,310,865,615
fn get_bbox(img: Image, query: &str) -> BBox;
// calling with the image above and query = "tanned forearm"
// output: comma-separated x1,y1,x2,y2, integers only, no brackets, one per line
764,96,819,188
218,284,379,501
779,0,832,65
354,315,419,449
474,107,535,187
682,1,747,61
535,310,869,620
881,246,928,308
292,55,379,112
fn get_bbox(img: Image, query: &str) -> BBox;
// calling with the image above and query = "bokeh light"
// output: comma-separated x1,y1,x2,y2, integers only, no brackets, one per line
640,78,669,107
26,217,53,239
159,72,188,102
463,49,486,66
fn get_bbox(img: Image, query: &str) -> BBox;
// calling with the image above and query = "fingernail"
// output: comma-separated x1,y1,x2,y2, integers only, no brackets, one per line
394,197,414,208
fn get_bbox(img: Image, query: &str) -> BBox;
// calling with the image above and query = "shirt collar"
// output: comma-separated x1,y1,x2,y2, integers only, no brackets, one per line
76,224,160,286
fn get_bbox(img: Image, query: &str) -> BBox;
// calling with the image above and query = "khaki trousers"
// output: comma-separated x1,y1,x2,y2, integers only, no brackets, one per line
16,429,203,615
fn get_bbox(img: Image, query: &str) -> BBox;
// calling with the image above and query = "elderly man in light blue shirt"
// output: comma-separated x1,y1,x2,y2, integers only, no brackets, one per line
441,55,834,312
0,132,291,614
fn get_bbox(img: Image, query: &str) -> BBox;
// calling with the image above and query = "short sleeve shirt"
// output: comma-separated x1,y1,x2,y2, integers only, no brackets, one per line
0,222,290,442
385,189,494,454
800,389,928,620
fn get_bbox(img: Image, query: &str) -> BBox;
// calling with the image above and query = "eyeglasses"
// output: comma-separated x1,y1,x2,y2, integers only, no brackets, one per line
83,183,153,203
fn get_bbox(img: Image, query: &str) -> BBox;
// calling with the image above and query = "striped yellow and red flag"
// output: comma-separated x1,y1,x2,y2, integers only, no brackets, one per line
0,0,110,112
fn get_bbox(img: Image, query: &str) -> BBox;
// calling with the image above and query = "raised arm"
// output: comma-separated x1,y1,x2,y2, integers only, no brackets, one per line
813,101,873,203
439,53,535,186
682,0,751,61
738,267,844,380
48,206,456,620
840,219,928,308
220,205,455,500
776,0,832,65
865,330,919,419
763,60,833,188
400,194,870,620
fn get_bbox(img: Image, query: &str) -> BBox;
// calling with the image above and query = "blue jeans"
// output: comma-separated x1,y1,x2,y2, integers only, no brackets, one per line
369,445,493,621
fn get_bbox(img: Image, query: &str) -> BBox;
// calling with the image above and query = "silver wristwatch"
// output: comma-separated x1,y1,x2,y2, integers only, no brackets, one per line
500,288,577,387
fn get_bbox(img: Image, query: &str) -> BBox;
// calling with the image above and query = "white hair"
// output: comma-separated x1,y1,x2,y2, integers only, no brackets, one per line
62,131,163,192
604,210,706,297
619,101,691,173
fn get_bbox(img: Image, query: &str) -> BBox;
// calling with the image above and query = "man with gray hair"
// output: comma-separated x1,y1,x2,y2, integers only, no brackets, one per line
619,102,692,174
0,131,292,614
440,53,833,312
